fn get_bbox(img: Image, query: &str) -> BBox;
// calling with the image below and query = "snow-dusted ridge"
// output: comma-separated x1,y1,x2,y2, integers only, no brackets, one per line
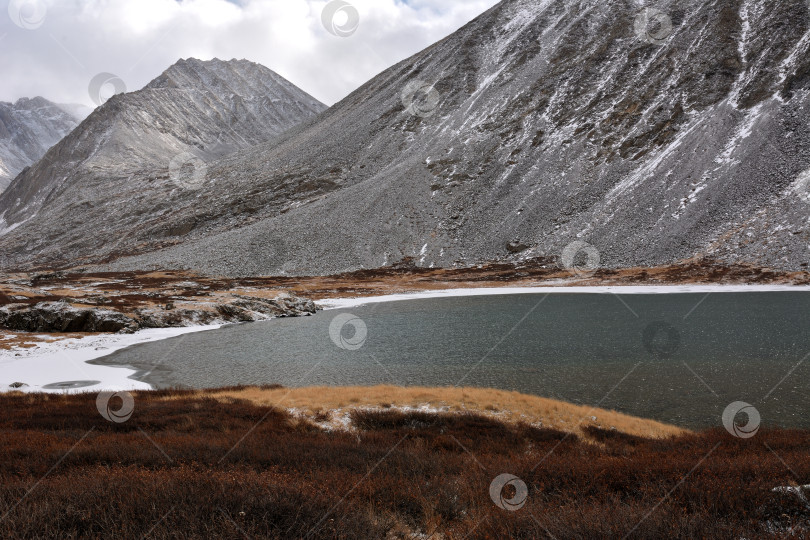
0,97,86,192
0,57,327,263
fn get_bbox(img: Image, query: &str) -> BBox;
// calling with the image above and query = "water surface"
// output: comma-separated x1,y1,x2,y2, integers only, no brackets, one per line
94,292,810,428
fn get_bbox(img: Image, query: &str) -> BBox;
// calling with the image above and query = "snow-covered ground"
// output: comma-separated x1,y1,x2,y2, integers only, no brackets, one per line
0,325,222,394
318,284,810,310
3,284,809,394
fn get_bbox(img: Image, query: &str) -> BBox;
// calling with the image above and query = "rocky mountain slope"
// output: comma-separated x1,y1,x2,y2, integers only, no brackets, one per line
0,58,326,268
2,0,809,275
0,97,89,192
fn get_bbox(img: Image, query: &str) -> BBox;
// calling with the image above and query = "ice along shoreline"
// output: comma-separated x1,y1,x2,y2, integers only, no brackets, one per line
317,283,810,309
0,325,223,394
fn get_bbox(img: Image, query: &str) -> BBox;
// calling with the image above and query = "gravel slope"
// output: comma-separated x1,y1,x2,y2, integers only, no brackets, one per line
2,0,810,275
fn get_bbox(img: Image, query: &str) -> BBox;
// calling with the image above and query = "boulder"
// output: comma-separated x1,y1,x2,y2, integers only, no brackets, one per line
0,302,137,333
0,294,318,333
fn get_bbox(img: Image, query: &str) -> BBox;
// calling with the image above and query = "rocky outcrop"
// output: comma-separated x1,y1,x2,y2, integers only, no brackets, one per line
0,294,318,333
133,294,318,329
0,301,136,333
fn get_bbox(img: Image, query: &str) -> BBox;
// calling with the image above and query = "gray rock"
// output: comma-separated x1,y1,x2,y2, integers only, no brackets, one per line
0,302,137,333
0,293,317,333
1,1,809,275
506,241,530,254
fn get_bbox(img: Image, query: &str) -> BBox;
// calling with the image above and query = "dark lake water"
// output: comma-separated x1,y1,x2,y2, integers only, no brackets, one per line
93,292,810,429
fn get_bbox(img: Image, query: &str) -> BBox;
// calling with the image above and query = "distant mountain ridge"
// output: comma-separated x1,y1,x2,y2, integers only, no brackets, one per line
0,58,326,266
104,0,810,276
1,0,810,276
0,97,89,192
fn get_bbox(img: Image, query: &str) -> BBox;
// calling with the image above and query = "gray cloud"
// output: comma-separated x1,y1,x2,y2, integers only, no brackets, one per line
0,0,498,107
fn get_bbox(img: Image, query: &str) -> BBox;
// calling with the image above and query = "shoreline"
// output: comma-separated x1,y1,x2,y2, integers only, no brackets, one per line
317,283,810,309
0,324,223,393
3,282,810,393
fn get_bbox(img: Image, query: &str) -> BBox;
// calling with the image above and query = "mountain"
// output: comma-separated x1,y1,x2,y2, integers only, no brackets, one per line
0,97,89,192
0,58,326,266
2,0,810,275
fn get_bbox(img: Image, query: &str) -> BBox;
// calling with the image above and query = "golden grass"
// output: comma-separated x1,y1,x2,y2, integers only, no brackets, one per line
170,385,688,440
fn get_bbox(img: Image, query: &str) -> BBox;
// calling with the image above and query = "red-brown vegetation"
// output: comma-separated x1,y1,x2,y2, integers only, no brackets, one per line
0,389,808,538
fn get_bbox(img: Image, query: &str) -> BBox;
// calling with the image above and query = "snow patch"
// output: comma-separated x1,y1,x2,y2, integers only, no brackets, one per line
0,325,223,393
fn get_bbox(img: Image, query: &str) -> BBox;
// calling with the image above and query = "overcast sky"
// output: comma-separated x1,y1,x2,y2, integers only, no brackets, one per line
0,0,499,108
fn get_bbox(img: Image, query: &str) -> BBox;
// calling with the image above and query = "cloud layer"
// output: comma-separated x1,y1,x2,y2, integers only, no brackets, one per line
1,0,499,107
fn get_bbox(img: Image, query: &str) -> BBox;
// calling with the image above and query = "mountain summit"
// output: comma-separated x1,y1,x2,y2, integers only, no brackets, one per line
144,57,326,151
0,58,326,265
0,97,88,192
2,0,809,275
